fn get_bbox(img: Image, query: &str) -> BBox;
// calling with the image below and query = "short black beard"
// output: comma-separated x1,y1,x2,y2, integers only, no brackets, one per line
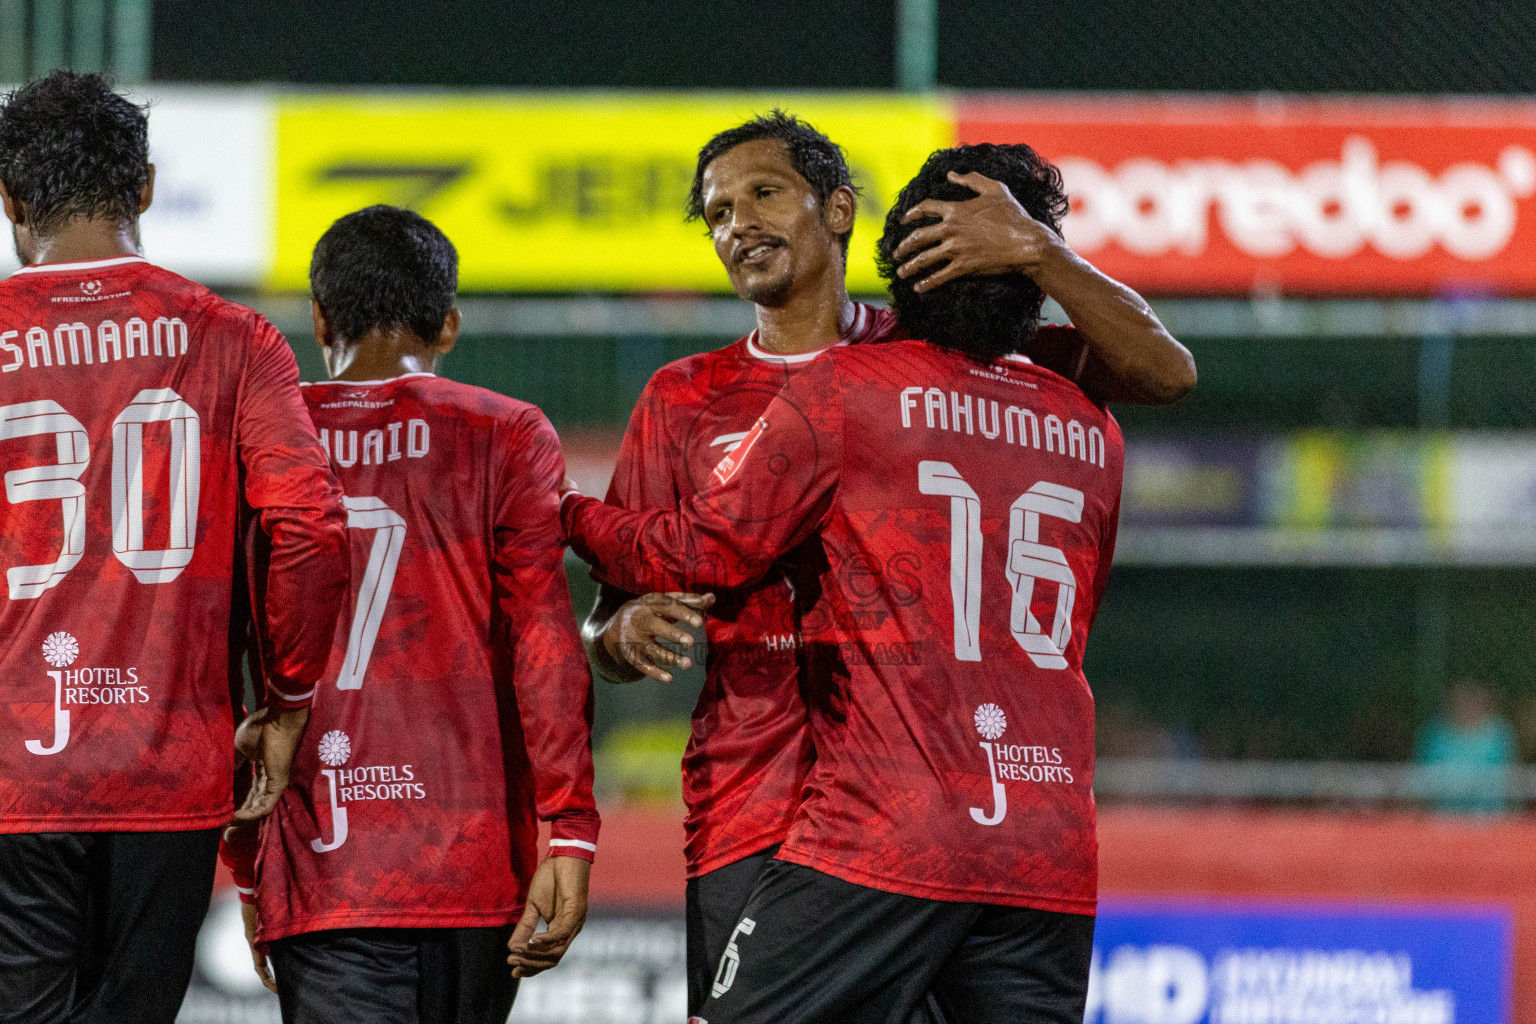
735,270,794,308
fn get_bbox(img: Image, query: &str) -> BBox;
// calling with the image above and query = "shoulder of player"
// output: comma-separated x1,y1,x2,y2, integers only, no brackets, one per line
135,266,271,338
408,375,552,433
0,258,231,328
626,338,755,422
1007,352,1122,432
836,336,1115,423
859,302,901,342
301,374,555,441
822,334,928,376
645,337,750,393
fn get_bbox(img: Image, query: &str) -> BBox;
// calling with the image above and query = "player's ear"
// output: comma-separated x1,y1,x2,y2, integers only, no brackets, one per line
434,308,460,357
823,184,857,240
0,181,20,226
138,165,155,215
311,300,335,350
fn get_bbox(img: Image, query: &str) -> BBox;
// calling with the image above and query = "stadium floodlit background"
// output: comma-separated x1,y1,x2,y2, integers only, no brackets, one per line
7,0,1536,1021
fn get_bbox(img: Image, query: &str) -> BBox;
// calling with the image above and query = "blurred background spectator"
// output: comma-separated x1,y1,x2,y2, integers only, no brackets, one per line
1416,679,1518,813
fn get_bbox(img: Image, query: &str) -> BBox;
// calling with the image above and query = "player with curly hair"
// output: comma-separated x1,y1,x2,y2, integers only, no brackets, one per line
0,71,349,1024
571,140,1192,1023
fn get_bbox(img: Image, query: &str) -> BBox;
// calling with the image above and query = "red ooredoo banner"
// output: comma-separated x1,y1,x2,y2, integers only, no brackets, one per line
957,96,1536,295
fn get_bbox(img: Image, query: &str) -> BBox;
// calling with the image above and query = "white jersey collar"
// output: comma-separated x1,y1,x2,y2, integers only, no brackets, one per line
744,302,872,364
302,371,437,388
11,254,150,276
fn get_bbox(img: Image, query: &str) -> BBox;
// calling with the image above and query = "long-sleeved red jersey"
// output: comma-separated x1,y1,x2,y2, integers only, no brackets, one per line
0,256,348,833
232,373,598,941
605,303,897,878
566,338,1123,913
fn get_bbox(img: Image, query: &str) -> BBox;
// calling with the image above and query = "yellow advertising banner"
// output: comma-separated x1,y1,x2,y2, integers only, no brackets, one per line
273,94,954,292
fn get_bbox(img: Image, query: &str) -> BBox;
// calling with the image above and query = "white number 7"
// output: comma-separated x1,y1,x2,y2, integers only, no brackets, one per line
337,496,406,690
920,462,1084,668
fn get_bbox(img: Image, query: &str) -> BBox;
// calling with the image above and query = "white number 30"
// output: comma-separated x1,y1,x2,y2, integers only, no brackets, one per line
919,461,1083,669
1,389,201,599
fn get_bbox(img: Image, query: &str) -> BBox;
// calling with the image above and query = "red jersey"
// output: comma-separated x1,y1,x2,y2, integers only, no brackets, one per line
566,338,1123,913
0,256,348,833
607,303,897,878
242,373,598,941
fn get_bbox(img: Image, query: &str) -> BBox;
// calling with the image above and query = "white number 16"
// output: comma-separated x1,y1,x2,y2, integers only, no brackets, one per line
919,461,1083,669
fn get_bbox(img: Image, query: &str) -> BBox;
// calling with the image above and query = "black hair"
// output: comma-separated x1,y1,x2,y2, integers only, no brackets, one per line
687,109,858,257
310,205,459,346
0,71,149,237
877,143,1071,364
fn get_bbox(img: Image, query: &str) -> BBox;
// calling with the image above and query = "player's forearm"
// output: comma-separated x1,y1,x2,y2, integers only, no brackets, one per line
562,492,770,594
259,503,350,708
516,660,600,861
522,690,600,862
1029,245,1196,405
499,549,602,860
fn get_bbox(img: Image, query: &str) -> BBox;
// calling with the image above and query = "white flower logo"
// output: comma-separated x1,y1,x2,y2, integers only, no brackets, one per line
42,632,79,668
317,730,351,766
974,703,1007,741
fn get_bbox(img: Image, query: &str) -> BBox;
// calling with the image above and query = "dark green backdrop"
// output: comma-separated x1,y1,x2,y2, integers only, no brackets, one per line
154,0,1536,94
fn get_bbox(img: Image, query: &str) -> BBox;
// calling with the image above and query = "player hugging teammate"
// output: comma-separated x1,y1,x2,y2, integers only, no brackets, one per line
0,71,1191,1024
569,119,1193,1024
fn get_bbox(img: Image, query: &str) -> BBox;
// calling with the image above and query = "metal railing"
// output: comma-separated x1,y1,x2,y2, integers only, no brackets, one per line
1096,757,1536,806
0,0,150,84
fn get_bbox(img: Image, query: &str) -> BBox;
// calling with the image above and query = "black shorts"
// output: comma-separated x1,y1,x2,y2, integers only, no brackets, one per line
688,849,951,1024
0,828,221,1024
686,845,781,1014
268,925,518,1024
694,859,1094,1024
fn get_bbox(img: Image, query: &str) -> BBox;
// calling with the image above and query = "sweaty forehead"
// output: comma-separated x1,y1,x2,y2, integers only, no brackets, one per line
702,139,805,198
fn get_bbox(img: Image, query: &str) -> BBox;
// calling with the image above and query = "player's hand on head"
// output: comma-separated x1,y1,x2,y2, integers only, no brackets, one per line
233,706,310,823
894,170,1066,293
601,592,716,683
507,855,592,978
240,900,277,994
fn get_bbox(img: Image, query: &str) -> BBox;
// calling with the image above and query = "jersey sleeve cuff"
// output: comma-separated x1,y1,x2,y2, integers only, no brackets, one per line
264,680,316,710
548,837,597,862
549,814,599,862
558,489,588,543
219,832,259,896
